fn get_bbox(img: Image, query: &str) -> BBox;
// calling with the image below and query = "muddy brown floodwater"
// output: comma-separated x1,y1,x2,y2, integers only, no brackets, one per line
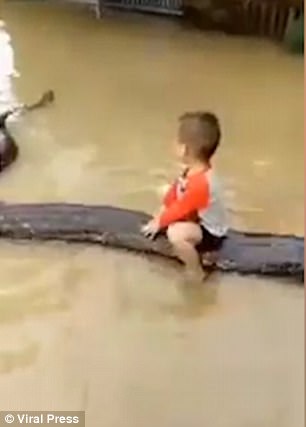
0,2,304,427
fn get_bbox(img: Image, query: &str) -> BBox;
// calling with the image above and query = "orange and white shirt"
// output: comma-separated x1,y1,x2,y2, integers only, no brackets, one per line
159,167,228,237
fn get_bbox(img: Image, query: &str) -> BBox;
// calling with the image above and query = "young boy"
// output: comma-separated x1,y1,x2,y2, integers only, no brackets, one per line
141,111,228,281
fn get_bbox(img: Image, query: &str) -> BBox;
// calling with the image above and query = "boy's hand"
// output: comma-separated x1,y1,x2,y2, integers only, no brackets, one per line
141,219,160,240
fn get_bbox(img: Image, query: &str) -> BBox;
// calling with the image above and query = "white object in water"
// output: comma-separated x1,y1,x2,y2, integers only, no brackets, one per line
0,21,19,113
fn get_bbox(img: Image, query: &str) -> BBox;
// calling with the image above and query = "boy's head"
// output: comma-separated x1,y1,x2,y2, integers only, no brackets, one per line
176,111,221,164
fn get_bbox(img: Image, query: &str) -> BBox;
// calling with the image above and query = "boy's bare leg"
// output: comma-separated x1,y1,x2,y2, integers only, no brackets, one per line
167,222,206,280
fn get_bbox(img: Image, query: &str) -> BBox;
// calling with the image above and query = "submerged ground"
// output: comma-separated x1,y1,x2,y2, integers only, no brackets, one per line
0,3,304,426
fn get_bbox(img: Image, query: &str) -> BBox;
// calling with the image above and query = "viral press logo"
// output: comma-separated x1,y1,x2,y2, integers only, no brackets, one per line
4,414,14,424
1,411,85,425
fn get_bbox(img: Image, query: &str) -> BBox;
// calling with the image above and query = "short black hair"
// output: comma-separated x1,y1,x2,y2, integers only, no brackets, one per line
178,111,221,161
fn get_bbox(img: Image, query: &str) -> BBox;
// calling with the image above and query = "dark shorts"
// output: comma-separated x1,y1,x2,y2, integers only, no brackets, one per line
196,225,225,253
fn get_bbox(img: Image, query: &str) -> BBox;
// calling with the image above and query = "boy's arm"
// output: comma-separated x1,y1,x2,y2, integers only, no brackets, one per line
163,182,177,207
158,175,209,229
152,205,165,218
151,182,177,220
